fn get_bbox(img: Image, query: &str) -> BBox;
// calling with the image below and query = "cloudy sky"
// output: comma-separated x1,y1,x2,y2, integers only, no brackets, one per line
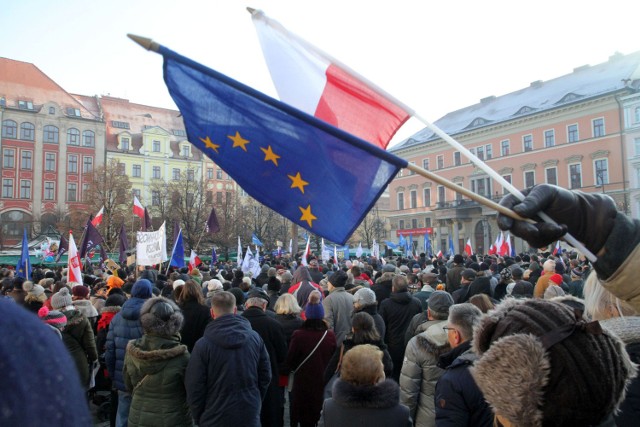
2,0,639,146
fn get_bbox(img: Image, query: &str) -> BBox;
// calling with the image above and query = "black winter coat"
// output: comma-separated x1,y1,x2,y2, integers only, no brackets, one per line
357,304,386,342
178,300,211,353
372,279,393,307
275,313,304,346
323,338,393,385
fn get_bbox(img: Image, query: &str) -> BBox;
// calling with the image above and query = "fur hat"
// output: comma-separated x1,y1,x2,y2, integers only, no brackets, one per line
38,306,67,330
544,284,565,299
71,285,89,299
353,288,376,307
51,287,72,309
453,254,464,264
140,297,184,336
207,279,223,292
304,291,324,320
23,281,45,298
471,298,636,427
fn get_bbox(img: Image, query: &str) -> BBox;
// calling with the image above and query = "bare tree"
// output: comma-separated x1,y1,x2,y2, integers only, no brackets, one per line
168,173,210,251
353,208,386,249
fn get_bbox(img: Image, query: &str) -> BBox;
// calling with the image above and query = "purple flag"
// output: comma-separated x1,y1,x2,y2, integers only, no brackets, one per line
142,207,152,232
80,219,104,260
205,206,220,234
119,223,129,263
55,235,69,263
99,245,109,269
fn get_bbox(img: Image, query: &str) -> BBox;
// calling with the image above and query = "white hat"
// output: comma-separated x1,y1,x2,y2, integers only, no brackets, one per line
172,279,185,290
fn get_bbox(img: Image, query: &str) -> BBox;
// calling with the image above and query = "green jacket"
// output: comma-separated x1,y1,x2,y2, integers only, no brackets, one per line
123,334,192,427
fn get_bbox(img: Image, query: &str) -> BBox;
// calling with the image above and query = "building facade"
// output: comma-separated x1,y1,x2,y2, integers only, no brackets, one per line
388,52,640,256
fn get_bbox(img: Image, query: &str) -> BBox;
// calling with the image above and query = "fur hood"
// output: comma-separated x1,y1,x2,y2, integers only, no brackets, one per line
100,305,121,315
332,379,400,409
415,320,450,357
61,308,85,326
126,337,187,363
139,297,184,337
376,272,395,284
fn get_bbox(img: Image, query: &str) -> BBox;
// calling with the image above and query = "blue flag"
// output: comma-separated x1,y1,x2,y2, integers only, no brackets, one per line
170,229,185,268
211,246,218,264
398,234,406,250
16,228,31,280
384,240,398,249
408,234,413,255
252,233,263,247
448,235,455,257
424,234,432,257
160,46,406,245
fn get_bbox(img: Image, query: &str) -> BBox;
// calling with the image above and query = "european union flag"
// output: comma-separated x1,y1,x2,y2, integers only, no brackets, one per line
16,228,31,280
170,228,185,268
398,234,406,250
252,233,263,247
448,235,455,257
161,46,406,244
424,234,432,257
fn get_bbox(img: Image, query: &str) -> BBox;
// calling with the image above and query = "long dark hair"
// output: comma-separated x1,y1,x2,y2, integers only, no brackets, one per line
351,312,380,344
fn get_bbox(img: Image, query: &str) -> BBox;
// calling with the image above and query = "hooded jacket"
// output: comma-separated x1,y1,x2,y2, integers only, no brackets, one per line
185,314,271,427
60,309,98,389
123,334,191,427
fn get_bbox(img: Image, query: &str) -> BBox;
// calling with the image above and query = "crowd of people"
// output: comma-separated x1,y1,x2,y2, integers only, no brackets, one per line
1,184,639,427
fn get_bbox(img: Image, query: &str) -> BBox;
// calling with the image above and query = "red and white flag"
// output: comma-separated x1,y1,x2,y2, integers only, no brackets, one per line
133,196,145,219
436,250,443,258
506,232,513,257
251,9,410,150
464,238,473,256
188,250,202,273
500,232,510,256
91,206,104,227
301,236,310,266
68,232,83,286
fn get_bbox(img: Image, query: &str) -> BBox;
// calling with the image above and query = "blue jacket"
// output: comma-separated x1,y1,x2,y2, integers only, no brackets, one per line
185,313,271,427
105,297,146,391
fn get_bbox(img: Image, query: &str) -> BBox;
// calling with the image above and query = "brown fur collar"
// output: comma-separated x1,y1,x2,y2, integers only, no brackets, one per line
416,334,451,357
126,339,188,361
100,306,121,314
62,309,84,326
332,379,400,409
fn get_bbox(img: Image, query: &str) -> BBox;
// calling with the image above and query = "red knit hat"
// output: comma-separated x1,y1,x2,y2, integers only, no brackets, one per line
549,274,563,285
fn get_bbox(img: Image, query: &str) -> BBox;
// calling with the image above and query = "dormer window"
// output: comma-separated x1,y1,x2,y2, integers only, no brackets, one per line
556,93,583,104
182,145,190,157
513,106,535,116
66,108,81,117
121,137,130,151
152,141,161,152
18,100,34,110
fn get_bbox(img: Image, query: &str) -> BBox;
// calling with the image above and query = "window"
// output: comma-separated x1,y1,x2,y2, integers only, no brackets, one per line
152,141,161,152
635,107,640,123
152,191,161,206
112,121,130,129
476,146,485,160
133,164,142,177
66,108,81,117
68,155,78,173
2,120,17,138
399,220,405,230
181,146,190,157
437,155,444,169
19,180,31,199
43,125,59,143
501,140,510,156
187,169,195,181
83,156,93,173
523,134,533,152
82,184,90,201
3,149,15,168
502,174,512,194
207,168,214,179
568,124,579,143
569,164,582,189
2,179,13,198
423,188,431,207
44,182,55,200
133,189,141,199
17,100,33,110
422,158,430,170
20,151,32,170
595,159,609,186
67,128,80,145
544,129,555,147
67,183,77,202
216,169,223,179
485,144,493,159
117,163,125,175
83,130,95,147
408,161,416,175
45,153,56,171
592,118,605,138
425,217,432,228
635,138,640,156
173,129,187,137
397,192,404,210
49,106,55,114
453,152,461,166
172,168,180,180
216,192,223,204
152,166,161,179
412,219,418,229
437,186,445,206
121,138,130,151
524,171,535,188
545,167,558,185
471,177,491,197
20,122,35,141
206,191,213,204
410,190,417,209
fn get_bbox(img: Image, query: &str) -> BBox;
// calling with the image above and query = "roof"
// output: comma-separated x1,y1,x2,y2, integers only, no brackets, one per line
392,51,640,152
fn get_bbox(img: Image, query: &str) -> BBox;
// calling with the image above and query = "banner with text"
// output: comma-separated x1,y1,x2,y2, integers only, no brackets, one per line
136,222,167,266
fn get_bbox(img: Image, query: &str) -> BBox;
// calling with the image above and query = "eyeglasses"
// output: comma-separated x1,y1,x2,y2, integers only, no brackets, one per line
442,326,458,333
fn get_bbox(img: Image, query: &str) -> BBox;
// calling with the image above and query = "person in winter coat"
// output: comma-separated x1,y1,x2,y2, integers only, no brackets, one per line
185,291,271,427
445,255,465,294
353,287,386,341
38,305,67,339
434,303,491,427
321,344,412,427
371,267,395,306
176,280,211,353
404,291,454,348
400,292,455,427
106,279,154,427
274,293,304,346
533,259,557,298
379,275,423,381
96,293,126,356
286,291,337,427
323,270,354,346
123,297,191,427
23,281,47,313
288,266,323,313
51,287,98,390
71,284,99,328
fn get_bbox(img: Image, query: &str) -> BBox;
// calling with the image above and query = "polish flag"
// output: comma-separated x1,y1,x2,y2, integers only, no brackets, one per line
251,9,410,150
487,243,496,255
553,241,562,256
500,232,510,256
301,236,310,266
133,196,145,219
494,232,504,256
464,239,473,256
68,232,83,286
91,206,104,227
188,250,202,273
436,250,443,258
505,232,513,257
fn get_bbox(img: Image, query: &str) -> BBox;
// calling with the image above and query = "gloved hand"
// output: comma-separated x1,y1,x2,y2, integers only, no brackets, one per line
497,184,618,253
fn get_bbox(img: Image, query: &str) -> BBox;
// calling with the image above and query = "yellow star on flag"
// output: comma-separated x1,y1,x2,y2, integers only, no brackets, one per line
228,131,250,152
260,145,281,166
200,136,220,154
299,205,317,228
288,172,309,193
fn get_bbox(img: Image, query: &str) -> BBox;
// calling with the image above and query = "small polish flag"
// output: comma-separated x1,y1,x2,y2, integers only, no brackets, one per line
68,232,83,286
301,236,310,266
188,250,202,273
436,250,443,258
91,207,104,227
500,232,510,256
133,196,145,219
464,239,473,256
553,241,562,256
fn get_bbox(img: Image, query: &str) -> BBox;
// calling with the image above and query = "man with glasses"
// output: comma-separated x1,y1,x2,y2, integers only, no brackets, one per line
434,303,492,426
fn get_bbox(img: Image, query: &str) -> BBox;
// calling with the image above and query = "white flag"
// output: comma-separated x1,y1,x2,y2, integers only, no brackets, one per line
355,242,363,258
237,236,243,265
136,222,167,266
301,236,310,266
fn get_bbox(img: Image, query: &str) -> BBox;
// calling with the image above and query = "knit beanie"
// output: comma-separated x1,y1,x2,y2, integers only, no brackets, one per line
105,293,126,308
139,297,184,336
544,284,565,299
304,291,324,320
471,298,636,427
131,279,153,299
549,273,563,285
207,279,223,292
499,268,512,282
71,284,90,299
51,287,73,309
353,288,376,307
23,281,45,298
38,306,67,330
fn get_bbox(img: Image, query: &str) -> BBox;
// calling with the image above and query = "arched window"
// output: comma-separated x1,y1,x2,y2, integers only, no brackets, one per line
2,120,17,138
82,130,95,147
43,125,59,143
1,210,32,237
49,106,55,115
20,122,35,141
67,128,80,145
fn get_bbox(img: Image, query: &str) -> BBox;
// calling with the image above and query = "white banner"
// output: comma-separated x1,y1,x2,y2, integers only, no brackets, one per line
136,222,167,266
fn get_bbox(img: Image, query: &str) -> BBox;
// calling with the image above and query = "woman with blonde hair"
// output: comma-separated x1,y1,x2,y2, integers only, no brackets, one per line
274,293,304,346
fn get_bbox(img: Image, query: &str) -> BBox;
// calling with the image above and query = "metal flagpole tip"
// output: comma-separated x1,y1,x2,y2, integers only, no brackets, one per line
246,7,257,14
127,34,160,52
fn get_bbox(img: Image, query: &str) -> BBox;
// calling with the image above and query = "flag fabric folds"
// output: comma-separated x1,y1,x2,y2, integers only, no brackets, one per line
205,207,220,234
211,246,218,264
188,250,202,273
55,235,69,263
355,242,363,258
553,240,562,256
384,240,398,249
237,237,243,266
160,45,406,245
79,219,104,260
464,238,473,257
91,207,104,227
16,228,31,280
251,9,410,150
68,232,83,286
119,224,129,263
170,229,185,268
398,235,406,251
301,236,310,266
142,208,152,231
252,233,263,247
448,235,455,257
133,196,145,219
424,234,432,257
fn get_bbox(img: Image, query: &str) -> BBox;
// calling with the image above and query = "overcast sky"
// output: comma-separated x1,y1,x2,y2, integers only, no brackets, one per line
2,0,639,146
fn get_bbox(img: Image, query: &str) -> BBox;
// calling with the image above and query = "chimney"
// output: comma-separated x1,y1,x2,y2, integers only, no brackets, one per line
530,80,543,88
480,95,496,104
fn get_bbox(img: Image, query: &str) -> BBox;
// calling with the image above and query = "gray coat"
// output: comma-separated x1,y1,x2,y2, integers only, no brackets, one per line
400,320,450,427
323,287,354,346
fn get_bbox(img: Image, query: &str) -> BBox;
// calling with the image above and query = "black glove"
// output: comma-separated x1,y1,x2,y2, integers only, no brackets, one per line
496,184,617,254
